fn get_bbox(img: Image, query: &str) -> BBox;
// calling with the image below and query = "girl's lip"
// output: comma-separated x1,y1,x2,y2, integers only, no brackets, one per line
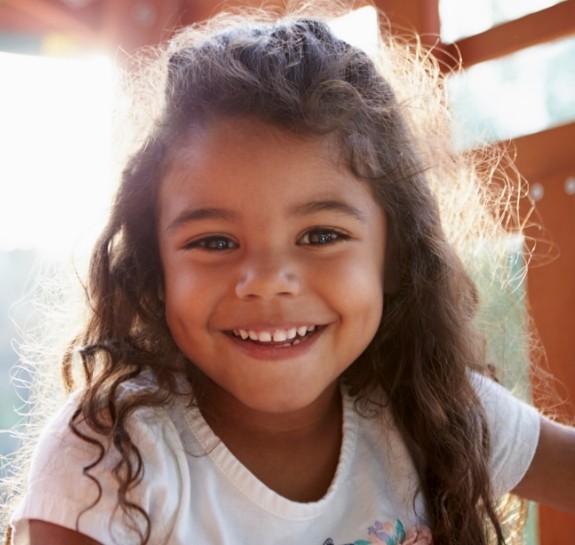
223,325,324,360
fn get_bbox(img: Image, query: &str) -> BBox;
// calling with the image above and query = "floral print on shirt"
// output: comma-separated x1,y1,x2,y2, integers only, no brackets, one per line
322,519,432,545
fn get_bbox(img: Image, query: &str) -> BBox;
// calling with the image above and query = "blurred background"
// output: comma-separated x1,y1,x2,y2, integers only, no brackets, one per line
0,1,573,543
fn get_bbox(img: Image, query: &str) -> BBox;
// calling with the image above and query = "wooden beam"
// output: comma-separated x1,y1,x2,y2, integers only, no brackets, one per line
443,1,575,69
0,6,59,35
512,122,575,180
177,0,287,26
1,0,99,43
374,0,440,42
98,0,186,57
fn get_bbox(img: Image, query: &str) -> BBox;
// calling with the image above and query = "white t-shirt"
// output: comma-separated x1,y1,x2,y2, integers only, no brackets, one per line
11,374,540,545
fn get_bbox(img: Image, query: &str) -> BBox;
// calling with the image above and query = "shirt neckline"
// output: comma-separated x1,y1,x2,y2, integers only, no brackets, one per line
182,387,359,520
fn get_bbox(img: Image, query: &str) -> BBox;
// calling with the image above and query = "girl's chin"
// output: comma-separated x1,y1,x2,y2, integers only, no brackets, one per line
205,379,340,419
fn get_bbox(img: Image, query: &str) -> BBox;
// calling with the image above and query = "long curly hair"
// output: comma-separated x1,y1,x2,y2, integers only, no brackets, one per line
5,4,532,545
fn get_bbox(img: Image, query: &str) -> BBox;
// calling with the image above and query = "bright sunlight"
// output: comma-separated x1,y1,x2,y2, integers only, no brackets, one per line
0,52,116,260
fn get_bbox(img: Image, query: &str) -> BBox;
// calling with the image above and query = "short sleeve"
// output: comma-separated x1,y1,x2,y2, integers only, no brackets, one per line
471,373,541,497
10,394,186,545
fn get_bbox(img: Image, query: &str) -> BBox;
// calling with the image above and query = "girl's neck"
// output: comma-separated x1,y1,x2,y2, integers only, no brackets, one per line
201,381,341,440
200,382,343,502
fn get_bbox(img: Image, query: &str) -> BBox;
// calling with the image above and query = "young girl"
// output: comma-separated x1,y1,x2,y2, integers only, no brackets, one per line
4,4,575,545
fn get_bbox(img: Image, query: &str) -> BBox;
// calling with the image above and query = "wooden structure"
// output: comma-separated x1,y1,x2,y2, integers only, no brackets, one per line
0,1,573,543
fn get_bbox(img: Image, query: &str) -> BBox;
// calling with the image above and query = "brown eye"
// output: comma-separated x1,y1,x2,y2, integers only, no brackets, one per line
298,228,349,245
186,236,238,251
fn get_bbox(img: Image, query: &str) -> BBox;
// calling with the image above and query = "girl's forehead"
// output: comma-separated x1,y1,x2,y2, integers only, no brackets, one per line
166,117,340,171
158,117,385,224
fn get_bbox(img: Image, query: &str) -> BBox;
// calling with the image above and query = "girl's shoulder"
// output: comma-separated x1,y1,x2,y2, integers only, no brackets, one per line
36,371,193,460
11,374,196,544
352,372,541,499
469,370,540,424
470,372,541,495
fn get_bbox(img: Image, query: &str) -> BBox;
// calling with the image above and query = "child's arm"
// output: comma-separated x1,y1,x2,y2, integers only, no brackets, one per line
513,416,575,513
27,520,103,545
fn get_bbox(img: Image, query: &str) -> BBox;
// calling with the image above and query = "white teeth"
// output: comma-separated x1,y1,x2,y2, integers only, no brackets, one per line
272,330,287,342
233,326,317,343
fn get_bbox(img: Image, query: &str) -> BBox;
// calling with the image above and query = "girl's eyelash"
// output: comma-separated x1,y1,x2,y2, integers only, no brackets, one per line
298,228,351,245
184,229,349,250
185,236,238,251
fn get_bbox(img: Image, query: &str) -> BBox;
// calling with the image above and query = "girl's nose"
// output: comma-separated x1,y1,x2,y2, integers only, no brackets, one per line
235,253,301,299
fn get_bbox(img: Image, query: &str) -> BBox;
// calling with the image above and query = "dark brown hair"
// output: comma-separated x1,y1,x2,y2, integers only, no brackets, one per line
14,7,523,545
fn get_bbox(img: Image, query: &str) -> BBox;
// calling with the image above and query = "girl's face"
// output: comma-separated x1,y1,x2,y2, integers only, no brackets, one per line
157,117,386,416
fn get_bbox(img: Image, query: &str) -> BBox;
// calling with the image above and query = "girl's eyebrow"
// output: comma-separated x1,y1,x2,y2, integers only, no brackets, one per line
288,199,367,222
166,199,366,232
166,207,237,231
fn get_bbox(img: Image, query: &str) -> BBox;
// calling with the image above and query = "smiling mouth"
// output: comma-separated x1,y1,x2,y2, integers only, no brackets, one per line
230,325,318,346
